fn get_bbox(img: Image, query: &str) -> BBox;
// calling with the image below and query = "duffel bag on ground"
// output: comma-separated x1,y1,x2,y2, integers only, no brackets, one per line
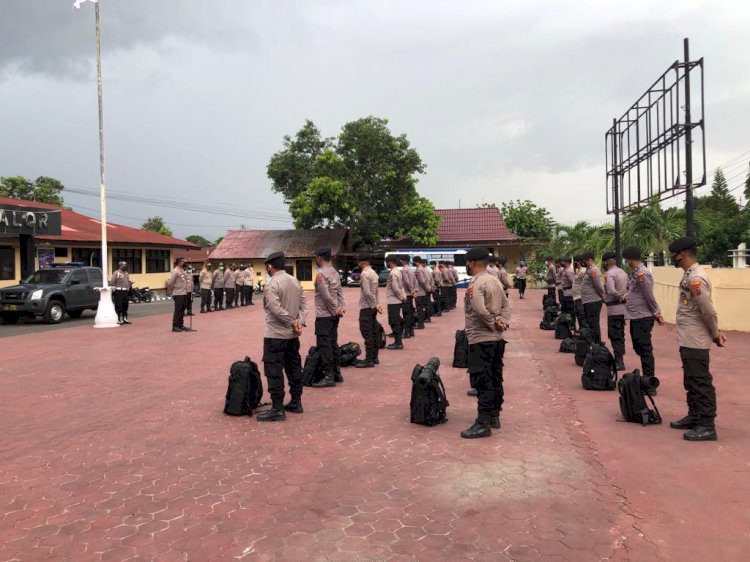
581,343,617,390
302,346,325,386
223,357,264,415
339,342,362,367
452,329,469,368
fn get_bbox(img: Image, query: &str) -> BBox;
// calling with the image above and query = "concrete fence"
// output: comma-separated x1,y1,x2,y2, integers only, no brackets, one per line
652,266,750,332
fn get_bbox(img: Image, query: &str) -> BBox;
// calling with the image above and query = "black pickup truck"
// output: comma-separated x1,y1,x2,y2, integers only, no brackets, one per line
0,264,103,324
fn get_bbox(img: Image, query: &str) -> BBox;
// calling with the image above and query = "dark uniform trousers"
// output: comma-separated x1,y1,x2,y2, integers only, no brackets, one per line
387,303,404,344
234,287,241,307
213,288,224,310
263,337,303,409
112,289,129,318
432,288,443,314
240,285,248,306
629,317,655,377
201,289,211,312
583,301,603,343
359,308,379,362
225,288,235,308
403,296,415,334
468,340,506,425
557,289,564,305
573,300,585,332
517,278,527,297
172,295,187,329
316,316,341,376
607,314,626,361
441,287,450,311
679,347,716,426
448,286,457,309
561,296,574,316
547,286,556,300
414,296,426,327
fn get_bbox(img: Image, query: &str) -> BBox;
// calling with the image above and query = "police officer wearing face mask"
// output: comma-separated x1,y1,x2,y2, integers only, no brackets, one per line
311,247,346,388
581,251,605,342
199,262,213,313
602,251,628,371
110,261,132,325
668,237,726,441
212,264,225,310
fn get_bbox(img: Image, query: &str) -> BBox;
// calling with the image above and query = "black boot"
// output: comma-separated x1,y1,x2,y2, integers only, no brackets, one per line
461,422,491,439
683,425,717,441
117,314,123,325
490,416,501,429
670,415,699,430
283,399,303,414
333,369,344,383
387,342,404,350
311,374,335,388
467,389,478,397
355,360,375,368
615,359,626,371
256,408,286,422
122,316,131,325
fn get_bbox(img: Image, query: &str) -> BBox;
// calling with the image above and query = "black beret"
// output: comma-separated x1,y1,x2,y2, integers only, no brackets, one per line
314,246,331,257
582,251,595,261
602,251,616,261
669,237,697,253
398,254,410,263
356,253,370,262
498,255,508,264
561,256,572,263
385,254,399,263
465,247,490,261
412,256,422,263
487,255,498,263
265,251,284,264
622,246,642,260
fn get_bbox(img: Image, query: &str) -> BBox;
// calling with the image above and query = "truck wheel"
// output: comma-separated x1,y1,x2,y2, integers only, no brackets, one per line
67,310,83,319
44,301,66,324
1,313,20,325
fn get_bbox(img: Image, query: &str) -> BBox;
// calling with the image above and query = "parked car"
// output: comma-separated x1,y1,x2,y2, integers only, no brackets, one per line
346,267,362,286
0,264,102,324
378,269,389,287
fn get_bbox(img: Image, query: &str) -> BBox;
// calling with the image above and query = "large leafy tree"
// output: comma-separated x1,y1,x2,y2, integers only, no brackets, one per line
186,235,212,247
141,216,173,237
268,116,437,249
744,161,750,205
499,199,554,239
0,175,66,206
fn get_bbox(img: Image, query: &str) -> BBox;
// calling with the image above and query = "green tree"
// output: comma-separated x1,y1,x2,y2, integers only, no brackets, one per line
621,200,684,254
476,202,497,208
268,116,436,249
186,235,212,247
706,168,738,216
744,161,750,205
214,236,224,246
0,175,66,206
141,216,173,237
499,199,554,239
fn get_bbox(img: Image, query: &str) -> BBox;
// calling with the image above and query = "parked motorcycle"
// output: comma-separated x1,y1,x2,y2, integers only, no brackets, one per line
253,281,265,295
129,286,153,303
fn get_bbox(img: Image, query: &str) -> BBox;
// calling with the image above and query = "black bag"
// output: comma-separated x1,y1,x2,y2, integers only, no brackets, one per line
410,358,449,426
543,305,559,325
302,346,325,386
559,337,576,353
542,294,556,309
539,320,554,330
223,357,263,416
554,313,573,340
581,343,617,390
618,370,662,425
574,337,591,366
452,330,469,368
579,326,596,343
376,321,386,349
339,342,362,367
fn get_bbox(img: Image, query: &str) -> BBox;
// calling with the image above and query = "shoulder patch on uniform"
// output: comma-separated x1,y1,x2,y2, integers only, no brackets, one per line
466,282,475,299
637,271,646,282
590,270,599,278
315,273,324,284
689,279,702,296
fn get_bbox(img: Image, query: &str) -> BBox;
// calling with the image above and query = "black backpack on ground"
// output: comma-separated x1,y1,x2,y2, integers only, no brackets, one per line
559,337,576,353
554,313,574,340
539,304,559,330
574,337,591,366
452,330,469,368
581,343,617,391
302,346,325,386
618,370,662,425
579,326,596,343
542,294,556,309
376,321,387,349
223,357,264,416
410,358,449,426
339,342,362,367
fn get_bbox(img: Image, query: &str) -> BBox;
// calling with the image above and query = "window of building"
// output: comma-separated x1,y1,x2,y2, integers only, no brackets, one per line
71,248,101,267
295,260,312,282
146,250,170,273
112,249,142,274
0,246,15,280
284,265,294,277
54,247,68,258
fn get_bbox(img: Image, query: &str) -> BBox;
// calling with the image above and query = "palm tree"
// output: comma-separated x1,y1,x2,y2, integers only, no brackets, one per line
622,200,683,254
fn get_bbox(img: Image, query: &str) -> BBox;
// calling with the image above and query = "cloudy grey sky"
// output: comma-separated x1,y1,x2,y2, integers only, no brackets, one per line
1,0,749,241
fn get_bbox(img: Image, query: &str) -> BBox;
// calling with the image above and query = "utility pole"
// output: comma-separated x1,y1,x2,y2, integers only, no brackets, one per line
683,37,695,238
612,119,621,263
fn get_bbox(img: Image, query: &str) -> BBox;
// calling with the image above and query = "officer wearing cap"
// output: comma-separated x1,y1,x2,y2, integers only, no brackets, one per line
212,264,225,310
199,262,213,313
514,261,528,299
668,237,726,441
430,261,443,317
236,264,246,307
311,247,346,388
581,251,605,342
258,251,308,421
602,251,628,370
399,255,418,336
559,257,575,316
461,247,510,439
355,254,382,367
110,260,132,325
545,256,556,301
414,257,431,325
224,264,236,309
385,255,407,349
623,246,664,386
486,255,501,281
572,255,586,331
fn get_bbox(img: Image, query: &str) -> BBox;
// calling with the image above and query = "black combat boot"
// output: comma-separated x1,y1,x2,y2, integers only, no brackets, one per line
615,358,626,371
355,360,375,368
490,416,501,429
670,415,699,430
460,422,491,439
256,408,286,422
311,374,335,388
122,316,132,325
683,425,717,441
333,368,344,383
117,314,124,325
283,399,303,414
467,389,478,397
387,342,404,350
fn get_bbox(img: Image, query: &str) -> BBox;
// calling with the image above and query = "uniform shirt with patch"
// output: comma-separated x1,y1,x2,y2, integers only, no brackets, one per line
315,263,345,318
401,265,416,294
110,270,130,289
626,263,660,319
581,264,604,304
224,269,236,289
603,265,628,316
546,264,556,287
415,266,430,297
167,268,188,296
212,269,224,289
676,264,719,350
386,267,406,305
359,266,379,309
515,265,528,280
562,266,575,297
464,270,511,344
264,270,307,339
199,269,213,290
572,269,585,300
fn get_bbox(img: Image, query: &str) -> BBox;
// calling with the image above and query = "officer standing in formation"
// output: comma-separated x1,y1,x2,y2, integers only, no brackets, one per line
184,266,195,317
311,247,346,388
602,251,628,371
668,237,726,441
110,260,132,325
430,261,443,316
461,247,511,439
623,246,663,385
496,256,512,297
572,255,586,330
580,251,604,342
355,254,382,368
486,255,501,281
224,264,236,309
258,251,307,421
545,257,556,300
412,257,429,327
555,259,564,304
235,265,245,307
514,261,528,299
399,255,417,337
212,264,225,310
244,264,255,305
385,255,406,350
167,257,192,333
560,257,575,315
199,263,213,313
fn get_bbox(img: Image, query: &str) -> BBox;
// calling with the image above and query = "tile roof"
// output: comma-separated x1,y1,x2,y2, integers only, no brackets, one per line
435,208,518,242
180,247,215,263
0,196,198,248
209,229,348,260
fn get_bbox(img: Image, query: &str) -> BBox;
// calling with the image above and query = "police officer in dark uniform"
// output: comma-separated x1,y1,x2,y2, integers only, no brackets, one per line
668,237,726,441
311,247,346,388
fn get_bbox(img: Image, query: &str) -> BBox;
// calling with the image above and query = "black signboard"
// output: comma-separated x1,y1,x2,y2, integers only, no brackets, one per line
0,203,62,236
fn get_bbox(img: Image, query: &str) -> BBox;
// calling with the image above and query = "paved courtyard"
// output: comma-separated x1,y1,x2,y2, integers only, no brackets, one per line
0,288,748,561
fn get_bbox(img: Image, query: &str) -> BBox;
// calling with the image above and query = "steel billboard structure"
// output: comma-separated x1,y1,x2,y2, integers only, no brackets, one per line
606,38,706,260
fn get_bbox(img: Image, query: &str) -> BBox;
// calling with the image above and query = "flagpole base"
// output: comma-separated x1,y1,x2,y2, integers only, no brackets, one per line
94,287,120,329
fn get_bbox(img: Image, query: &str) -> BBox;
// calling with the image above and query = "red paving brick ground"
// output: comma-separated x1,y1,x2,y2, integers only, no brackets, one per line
1,288,748,561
